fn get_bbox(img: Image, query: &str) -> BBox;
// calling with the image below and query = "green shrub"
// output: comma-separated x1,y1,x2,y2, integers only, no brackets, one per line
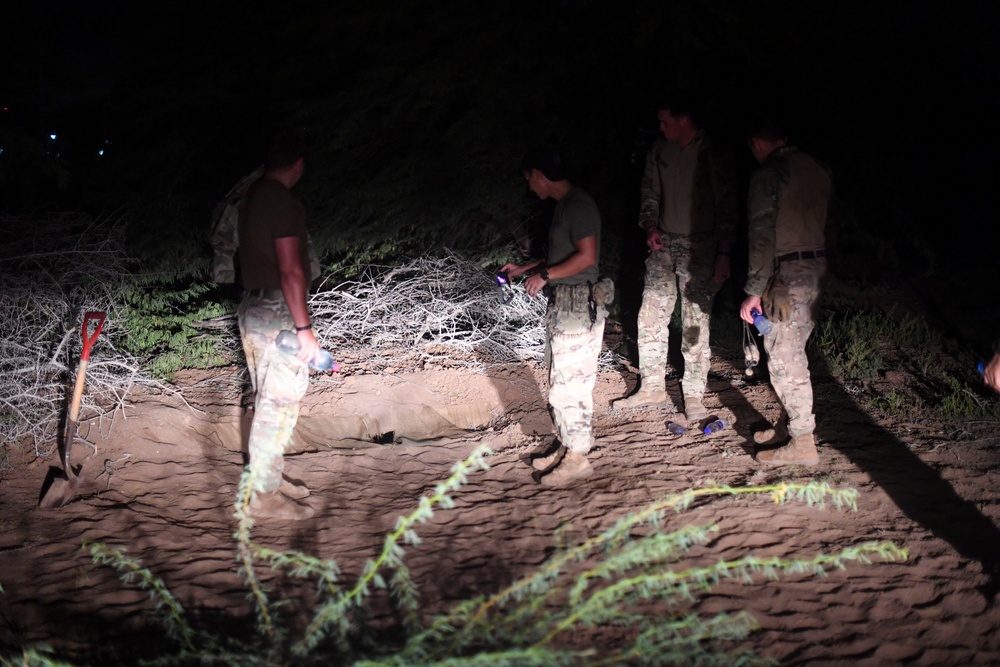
4,448,906,666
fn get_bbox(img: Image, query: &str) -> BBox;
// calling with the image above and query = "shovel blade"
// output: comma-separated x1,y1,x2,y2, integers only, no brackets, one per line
38,468,82,508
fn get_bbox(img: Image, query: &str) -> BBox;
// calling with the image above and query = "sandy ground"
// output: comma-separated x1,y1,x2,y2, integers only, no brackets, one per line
2,347,1000,665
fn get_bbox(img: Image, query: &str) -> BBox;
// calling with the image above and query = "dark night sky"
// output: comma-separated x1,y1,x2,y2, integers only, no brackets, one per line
3,1,999,271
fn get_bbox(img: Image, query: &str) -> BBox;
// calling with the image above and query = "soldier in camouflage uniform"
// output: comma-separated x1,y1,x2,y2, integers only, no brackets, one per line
232,131,324,519
614,93,737,422
501,147,606,487
739,121,832,466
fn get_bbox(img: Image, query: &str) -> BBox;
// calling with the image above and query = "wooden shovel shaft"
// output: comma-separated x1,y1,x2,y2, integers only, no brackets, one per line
62,357,89,475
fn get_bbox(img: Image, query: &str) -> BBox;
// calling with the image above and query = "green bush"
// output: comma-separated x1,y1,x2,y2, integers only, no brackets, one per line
4,448,906,666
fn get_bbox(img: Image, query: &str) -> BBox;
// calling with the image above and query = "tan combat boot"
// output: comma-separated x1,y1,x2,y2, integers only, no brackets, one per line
530,445,566,471
613,388,668,410
753,421,789,447
755,433,819,466
683,395,708,421
539,450,594,487
249,490,316,520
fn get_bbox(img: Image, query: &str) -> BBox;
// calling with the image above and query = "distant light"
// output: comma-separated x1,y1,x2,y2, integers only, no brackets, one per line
2,107,8,112
103,139,110,144
98,149,104,156
0,147,4,155
49,134,57,141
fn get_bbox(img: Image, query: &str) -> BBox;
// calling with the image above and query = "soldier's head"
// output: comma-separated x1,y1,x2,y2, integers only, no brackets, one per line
265,130,306,186
656,92,700,146
522,145,569,201
747,120,787,164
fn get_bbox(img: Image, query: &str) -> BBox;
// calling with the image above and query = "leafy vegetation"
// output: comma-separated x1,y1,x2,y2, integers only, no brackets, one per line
3,448,905,666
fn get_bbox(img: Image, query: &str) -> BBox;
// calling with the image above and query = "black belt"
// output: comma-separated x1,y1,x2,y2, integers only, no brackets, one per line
246,287,284,300
777,250,825,264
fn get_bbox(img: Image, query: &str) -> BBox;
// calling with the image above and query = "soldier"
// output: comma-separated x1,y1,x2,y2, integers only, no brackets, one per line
739,121,832,466
614,93,737,422
501,147,607,486
236,130,325,518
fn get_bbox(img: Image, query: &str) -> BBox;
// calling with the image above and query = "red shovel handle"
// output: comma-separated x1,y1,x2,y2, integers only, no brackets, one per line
80,311,106,361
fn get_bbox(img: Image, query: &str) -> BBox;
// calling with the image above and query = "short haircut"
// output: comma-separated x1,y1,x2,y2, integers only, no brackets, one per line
747,119,787,143
265,130,306,170
656,90,701,126
522,145,567,182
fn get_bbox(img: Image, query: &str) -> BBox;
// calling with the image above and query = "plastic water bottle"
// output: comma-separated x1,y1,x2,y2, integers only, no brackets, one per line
276,330,339,372
750,309,772,335
702,419,727,434
666,421,687,436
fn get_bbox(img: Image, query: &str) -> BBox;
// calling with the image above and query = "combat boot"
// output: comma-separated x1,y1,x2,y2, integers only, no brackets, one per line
530,445,566,471
613,388,668,410
683,395,708,421
249,490,316,520
753,421,789,447
755,433,819,466
539,450,594,487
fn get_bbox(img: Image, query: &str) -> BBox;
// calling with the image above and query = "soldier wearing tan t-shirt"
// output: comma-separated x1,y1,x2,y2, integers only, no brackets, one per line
740,122,832,466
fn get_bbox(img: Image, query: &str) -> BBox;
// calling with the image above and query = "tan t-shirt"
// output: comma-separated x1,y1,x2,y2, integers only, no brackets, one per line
238,178,311,289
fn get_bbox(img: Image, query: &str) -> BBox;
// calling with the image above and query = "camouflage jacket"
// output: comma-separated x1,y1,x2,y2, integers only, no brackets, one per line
745,146,832,296
638,132,737,244
209,165,320,283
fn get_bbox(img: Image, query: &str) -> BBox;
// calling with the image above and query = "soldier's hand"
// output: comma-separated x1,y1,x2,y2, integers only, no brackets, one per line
985,353,1000,394
646,228,664,251
740,295,763,325
296,328,321,365
524,273,548,298
500,262,526,278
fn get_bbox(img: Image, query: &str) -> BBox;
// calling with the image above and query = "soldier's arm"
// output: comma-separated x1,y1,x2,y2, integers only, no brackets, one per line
744,168,779,297
638,146,660,230
275,236,320,363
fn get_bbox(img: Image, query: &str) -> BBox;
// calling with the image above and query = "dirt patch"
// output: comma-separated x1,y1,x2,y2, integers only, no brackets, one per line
2,352,1000,664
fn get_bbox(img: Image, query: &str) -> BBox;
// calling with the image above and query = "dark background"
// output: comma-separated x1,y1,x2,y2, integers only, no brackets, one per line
2,0,998,349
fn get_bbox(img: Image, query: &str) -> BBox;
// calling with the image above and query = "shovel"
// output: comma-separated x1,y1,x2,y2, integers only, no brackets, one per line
39,311,106,508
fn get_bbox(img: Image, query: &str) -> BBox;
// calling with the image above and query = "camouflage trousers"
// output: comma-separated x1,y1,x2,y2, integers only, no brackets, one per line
545,284,607,454
238,294,310,493
763,259,825,437
636,236,720,397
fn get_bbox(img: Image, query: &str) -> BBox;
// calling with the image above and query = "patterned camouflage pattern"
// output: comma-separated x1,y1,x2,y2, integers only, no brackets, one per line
545,284,606,454
762,259,825,437
638,133,738,243
635,235,720,397
210,166,321,284
238,294,309,493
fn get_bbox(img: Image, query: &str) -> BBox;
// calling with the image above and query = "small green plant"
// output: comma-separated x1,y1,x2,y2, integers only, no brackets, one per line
3,453,908,667
119,279,236,380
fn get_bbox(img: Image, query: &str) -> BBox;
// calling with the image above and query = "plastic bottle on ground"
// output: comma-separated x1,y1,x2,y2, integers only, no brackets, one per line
666,421,687,436
702,419,727,434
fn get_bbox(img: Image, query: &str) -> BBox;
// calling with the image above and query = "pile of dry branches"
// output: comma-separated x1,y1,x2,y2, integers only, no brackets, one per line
0,214,157,460
308,253,622,370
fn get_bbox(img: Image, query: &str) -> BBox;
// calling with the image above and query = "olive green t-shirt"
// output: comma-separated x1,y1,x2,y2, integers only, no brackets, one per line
547,186,601,286
238,178,311,289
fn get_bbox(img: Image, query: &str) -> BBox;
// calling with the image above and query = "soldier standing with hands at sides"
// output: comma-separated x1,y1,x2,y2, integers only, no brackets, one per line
236,130,327,519
740,121,832,466
501,147,607,486
613,92,737,423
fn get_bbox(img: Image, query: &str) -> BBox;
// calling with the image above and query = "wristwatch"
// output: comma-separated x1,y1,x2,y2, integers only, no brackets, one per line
540,269,550,281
